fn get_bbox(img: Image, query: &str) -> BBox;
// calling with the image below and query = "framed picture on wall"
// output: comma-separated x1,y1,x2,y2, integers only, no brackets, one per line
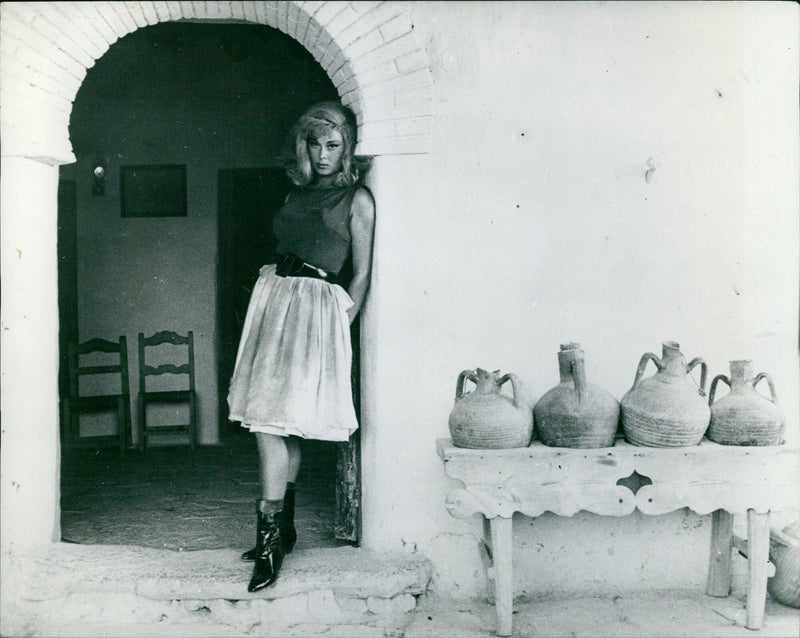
120,164,187,218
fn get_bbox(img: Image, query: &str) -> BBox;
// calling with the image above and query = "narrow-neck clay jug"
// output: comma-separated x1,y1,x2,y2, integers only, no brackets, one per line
707,360,785,446
448,368,533,449
533,343,619,448
620,341,710,447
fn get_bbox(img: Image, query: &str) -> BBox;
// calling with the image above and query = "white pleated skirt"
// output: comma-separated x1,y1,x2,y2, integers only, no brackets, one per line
227,264,358,441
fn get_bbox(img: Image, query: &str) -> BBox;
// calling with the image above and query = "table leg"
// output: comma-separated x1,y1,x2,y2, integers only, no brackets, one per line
482,517,495,600
490,516,513,637
746,509,770,630
706,509,733,596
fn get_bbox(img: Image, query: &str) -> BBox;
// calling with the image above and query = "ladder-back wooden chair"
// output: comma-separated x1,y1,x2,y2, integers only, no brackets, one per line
63,336,132,451
137,330,197,451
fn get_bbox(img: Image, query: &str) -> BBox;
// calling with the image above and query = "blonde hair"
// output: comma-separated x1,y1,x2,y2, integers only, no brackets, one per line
284,101,368,187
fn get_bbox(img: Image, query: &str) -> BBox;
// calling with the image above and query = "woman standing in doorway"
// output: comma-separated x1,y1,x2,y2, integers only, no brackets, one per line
227,101,375,592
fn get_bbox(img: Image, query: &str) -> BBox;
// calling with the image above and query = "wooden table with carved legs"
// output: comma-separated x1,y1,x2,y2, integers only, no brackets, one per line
436,438,799,637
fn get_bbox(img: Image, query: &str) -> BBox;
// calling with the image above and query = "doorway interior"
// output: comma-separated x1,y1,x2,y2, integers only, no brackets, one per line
58,20,360,552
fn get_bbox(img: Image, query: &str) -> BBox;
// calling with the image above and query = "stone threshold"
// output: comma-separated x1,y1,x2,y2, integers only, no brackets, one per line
3,543,433,637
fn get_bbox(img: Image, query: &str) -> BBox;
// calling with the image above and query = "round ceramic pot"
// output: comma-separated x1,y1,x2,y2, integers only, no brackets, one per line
621,341,710,447
534,343,619,448
707,360,785,446
768,520,800,608
449,368,533,449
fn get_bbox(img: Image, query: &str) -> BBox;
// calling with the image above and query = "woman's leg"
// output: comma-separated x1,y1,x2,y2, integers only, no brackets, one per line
248,432,289,592
256,432,289,501
242,434,301,561
285,435,302,482
282,436,302,551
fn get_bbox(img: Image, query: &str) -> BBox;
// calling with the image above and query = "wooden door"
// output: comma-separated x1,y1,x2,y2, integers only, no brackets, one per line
217,167,287,435
335,316,361,542
57,179,78,443
217,168,361,542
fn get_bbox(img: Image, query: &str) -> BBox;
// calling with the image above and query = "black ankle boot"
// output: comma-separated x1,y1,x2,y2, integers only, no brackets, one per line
241,487,297,561
247,509,285,593
281,485,297,553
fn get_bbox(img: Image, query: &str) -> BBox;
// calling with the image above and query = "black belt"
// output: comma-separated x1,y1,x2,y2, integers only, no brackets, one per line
276,254,339,285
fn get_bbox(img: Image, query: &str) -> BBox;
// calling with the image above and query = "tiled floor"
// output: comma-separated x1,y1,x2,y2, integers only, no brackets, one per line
60,436,350,552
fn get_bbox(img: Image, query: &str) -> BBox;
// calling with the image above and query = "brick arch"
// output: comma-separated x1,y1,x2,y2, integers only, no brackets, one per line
0,1,433,165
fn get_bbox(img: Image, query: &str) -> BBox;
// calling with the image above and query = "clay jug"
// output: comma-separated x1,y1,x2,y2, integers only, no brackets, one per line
448,368,533,449
621,341,710,447
707,360,785,446
534,343,620,448
768,520,800,608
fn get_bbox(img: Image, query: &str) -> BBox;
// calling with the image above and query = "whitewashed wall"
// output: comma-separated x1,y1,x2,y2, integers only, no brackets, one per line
1,0,797,603
361,1,800,597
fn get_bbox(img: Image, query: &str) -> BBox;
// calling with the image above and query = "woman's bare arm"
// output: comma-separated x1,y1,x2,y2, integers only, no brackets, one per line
346,187,376,323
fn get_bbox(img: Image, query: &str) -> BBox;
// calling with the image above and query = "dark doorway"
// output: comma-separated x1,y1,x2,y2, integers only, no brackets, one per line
217,167,289,440
60,18,361,549
57,179,78,444
217,168,361,543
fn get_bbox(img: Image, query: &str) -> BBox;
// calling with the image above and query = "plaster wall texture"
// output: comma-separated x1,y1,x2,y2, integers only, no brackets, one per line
0,158,63,551
359,1,800,598
0,0,797,604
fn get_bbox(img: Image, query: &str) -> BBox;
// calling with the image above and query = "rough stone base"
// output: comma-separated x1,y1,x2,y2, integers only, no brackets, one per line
1,544,431,637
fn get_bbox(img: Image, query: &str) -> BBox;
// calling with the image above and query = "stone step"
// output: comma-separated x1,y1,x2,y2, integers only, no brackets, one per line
6,543,433,637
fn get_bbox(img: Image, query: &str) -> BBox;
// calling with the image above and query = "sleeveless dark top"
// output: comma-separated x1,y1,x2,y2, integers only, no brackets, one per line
273,184,357,275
